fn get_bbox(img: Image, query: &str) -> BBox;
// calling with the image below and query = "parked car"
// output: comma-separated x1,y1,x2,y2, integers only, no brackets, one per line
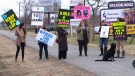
46,25,56,31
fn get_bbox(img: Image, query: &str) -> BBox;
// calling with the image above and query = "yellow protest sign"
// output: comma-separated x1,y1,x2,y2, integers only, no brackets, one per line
109,24,135,35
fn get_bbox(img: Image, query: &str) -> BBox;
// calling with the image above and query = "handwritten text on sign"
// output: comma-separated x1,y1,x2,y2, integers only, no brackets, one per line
57,9,71,28
1,9,21,30
112,22,126,40
36,28,57,46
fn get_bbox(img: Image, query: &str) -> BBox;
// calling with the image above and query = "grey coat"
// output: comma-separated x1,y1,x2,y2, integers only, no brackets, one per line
57,28,68,51
76,25,90,40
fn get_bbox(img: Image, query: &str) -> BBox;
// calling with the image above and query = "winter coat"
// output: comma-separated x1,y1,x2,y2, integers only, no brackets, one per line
76,24,90,41
57,28,68,51
15,28,26,47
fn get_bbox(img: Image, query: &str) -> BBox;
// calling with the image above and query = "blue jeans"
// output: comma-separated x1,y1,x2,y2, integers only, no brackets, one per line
100,38,108,48
39,43,48,59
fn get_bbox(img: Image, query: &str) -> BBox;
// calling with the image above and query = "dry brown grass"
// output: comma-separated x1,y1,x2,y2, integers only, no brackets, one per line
0,34,94,76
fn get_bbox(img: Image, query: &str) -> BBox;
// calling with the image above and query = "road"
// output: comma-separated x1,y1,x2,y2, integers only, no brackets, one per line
0,30,135,76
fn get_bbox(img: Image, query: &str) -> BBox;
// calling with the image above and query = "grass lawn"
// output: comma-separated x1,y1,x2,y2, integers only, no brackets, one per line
26,30,135,46
67,33,135,45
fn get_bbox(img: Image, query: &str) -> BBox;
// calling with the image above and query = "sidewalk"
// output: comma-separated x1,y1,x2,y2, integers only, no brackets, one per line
0,30,135,76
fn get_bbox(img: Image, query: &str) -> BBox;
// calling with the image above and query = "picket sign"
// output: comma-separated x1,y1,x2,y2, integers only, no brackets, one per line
36,28,57,47
100,26,110,38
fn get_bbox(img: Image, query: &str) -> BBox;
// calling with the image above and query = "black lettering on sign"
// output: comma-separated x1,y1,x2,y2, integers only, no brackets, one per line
33,13,38,17
133,26,135,29
5,14,14,22
127,26,132,29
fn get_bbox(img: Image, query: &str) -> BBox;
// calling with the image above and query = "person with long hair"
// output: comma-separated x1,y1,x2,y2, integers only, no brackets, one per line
115,18,126,58
15,23,27,62
76,19,91,56
98,20,109,56
57,26,68,60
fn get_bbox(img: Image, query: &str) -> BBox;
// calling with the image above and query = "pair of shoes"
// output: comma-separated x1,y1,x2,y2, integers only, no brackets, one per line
121,56,125,58
79,55,82,56
15,60,17,63
85,55,88,56
63,58,66,59
22,60,25,62
39,58,42,60
99,54,103,56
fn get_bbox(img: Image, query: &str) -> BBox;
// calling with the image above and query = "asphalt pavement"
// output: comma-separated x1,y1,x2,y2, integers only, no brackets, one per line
0,30,135,76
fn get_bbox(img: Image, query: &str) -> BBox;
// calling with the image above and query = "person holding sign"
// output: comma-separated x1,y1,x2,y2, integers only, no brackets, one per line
57,27,68,60
15,23,27,62
114,18,127,58
76,19,91,56
37,25,49,60
98,20,109,56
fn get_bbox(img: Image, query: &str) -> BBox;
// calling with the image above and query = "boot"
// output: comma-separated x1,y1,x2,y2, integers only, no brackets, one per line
104,47,107,55
99,47,103,56
116,50,120,58
85,50,88,56
79,50,82,56
122,50,125,58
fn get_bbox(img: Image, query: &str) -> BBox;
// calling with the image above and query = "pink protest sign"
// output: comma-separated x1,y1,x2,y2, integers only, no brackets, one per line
74,6,90,19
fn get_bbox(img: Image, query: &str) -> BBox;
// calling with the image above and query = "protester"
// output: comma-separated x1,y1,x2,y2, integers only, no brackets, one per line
57,27,68,60
98,20,109,56
37,25,49,60
115,18,126,58
15,23,27,62
76,19,91,56
35,26,38,34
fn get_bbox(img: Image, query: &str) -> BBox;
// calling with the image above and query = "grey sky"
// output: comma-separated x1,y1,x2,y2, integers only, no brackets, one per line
0,0,134,22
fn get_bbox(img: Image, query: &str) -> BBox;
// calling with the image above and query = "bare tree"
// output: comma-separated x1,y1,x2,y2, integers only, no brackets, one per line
86,0,107,41
18,0,37,27
1,21,6,27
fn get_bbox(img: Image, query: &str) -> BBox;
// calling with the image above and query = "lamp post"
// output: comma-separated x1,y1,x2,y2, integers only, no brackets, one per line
19,2,20,19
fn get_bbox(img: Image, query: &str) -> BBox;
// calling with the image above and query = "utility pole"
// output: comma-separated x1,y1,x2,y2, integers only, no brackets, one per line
84,0,85,6
19,2,20,19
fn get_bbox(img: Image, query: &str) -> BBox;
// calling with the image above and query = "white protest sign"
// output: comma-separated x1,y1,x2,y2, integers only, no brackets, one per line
31,7,44,26
70,19,81,26
100,9,123,22
100,26,110,38
36,28,57,46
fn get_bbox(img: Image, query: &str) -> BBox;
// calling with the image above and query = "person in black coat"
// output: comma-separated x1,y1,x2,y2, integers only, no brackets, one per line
57,27,68,60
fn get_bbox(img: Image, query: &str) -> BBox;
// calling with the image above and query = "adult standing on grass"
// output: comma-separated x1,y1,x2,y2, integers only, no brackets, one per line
76,19,91,56
98,20,109,56
57,26,68,60
37,25,49,60
15,23,27,62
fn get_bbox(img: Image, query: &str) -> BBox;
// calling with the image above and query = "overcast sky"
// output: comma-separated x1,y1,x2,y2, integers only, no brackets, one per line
0,0,23,22
0,0,69,22
0,0,134,22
